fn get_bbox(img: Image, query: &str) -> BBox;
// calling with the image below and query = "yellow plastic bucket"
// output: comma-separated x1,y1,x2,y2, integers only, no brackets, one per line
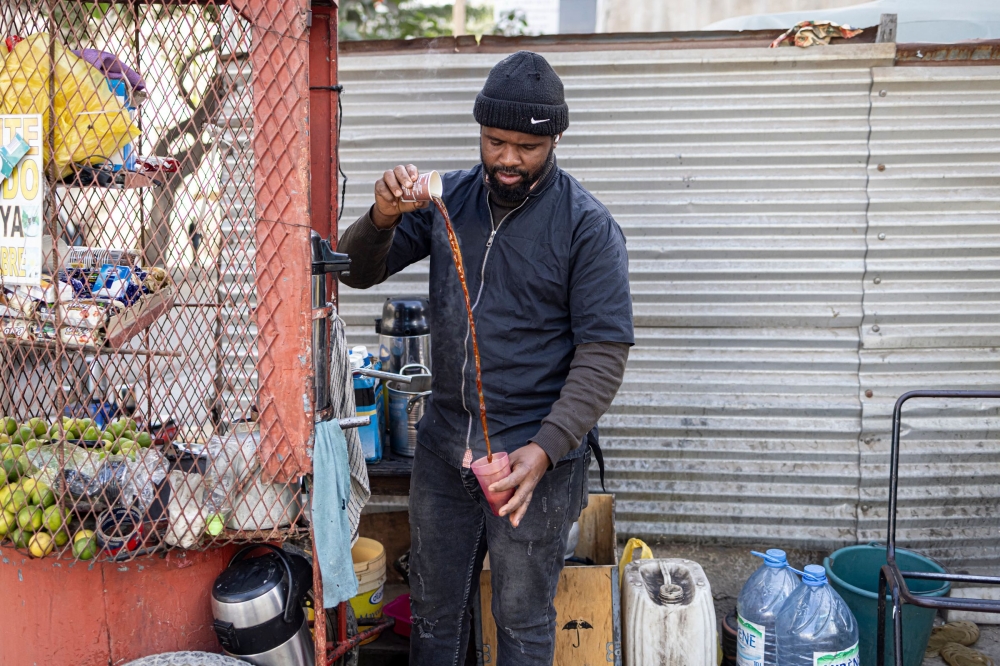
349,537,386,643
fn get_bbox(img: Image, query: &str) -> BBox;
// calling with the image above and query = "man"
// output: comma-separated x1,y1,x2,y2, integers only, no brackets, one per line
339,51,633,665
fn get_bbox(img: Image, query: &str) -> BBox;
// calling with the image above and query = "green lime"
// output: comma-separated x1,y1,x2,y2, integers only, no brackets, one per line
10,528,28,549
53,526,70,547
136,432,153,448
2,457,24,483
11,426,32,445
0,417,17,436
0,510,16,537
42,505,63,532
31,484,55,508
72,532,97,560
27,418,48,438
4,488,28,512
16,505,42,532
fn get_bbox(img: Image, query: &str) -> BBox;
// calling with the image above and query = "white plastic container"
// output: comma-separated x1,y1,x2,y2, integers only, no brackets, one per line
623,558,717,666
737,549,802,666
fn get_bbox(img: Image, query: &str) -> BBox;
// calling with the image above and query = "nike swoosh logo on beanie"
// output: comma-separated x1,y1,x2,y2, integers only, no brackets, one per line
530,118,550,124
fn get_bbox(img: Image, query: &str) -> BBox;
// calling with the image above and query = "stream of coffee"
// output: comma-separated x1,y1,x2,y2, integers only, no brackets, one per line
432,196,493,463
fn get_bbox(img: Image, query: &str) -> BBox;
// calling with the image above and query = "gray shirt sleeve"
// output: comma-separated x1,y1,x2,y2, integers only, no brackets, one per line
337,207,397,289
531,341,630,467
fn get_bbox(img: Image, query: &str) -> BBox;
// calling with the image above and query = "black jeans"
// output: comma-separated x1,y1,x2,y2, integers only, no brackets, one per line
408,443,588,666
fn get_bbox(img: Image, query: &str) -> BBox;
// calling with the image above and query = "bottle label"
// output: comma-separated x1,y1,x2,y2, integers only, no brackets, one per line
736,614,765,666
813,643,860,666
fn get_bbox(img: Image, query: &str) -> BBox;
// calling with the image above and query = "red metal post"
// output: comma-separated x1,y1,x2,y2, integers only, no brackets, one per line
312,534,327,662
308,7,339,662
309,4,341,307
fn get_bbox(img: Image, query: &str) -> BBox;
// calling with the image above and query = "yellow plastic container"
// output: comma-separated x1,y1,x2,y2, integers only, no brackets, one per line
349,537,386,643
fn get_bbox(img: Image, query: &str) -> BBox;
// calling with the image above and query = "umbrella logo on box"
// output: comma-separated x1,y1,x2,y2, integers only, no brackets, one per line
562,618,593,648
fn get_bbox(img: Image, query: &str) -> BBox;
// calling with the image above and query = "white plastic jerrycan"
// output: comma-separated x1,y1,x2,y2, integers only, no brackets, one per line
623,558,717,666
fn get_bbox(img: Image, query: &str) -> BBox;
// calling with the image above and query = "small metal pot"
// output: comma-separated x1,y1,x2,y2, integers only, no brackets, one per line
387,386,429,458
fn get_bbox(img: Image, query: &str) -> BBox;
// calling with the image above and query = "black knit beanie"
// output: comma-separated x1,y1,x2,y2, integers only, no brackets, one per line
473,51,569,136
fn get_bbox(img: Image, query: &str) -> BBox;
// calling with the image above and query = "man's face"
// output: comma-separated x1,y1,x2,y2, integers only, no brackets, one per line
480,127,557,202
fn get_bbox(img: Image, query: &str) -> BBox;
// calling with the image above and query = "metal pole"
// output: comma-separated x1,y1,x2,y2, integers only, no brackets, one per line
877,567,888,666
453,0,466,36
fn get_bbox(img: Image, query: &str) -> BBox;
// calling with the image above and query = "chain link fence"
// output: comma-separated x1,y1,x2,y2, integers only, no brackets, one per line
0,0,317,563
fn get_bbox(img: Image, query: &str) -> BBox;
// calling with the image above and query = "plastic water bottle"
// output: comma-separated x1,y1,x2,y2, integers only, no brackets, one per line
351,354,383,463
736,549,802,666
775,564,859,666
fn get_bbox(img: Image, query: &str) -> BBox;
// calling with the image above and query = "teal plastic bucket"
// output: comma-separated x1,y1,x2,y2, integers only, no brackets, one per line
824,544,950,666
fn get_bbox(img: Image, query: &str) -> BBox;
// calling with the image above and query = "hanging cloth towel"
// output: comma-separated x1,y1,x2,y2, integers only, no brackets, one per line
330,312,370,544
312,418,359,607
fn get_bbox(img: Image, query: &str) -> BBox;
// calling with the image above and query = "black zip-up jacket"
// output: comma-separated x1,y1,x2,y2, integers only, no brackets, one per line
341,162,634,469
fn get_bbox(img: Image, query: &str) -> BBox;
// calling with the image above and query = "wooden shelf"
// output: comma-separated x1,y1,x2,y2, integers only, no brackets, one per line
54,171,164,190
9,339,183,358
4,286,178,356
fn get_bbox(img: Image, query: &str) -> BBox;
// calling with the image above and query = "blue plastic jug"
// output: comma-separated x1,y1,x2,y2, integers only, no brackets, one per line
352,359,383,463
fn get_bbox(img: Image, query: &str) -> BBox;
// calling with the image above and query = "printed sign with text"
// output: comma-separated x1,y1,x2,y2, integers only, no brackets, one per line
1,114,44,286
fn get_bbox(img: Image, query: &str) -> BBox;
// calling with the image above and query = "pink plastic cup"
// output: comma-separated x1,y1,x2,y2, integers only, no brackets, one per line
400,170,443,203
471,451,515,517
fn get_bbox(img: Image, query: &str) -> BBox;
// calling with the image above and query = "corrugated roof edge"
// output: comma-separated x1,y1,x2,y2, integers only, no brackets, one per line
896,40,1000,65
339,30,1000,64
339,26,879,55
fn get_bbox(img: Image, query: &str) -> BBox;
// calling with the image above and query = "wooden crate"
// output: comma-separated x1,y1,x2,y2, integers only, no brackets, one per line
478,493,621,666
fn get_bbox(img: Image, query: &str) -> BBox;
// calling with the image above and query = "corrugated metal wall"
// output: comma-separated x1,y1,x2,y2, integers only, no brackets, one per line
857,65,1000,571
335,43,1000,568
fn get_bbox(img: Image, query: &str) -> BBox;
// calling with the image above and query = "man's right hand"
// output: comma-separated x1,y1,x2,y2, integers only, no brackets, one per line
372,164,428,229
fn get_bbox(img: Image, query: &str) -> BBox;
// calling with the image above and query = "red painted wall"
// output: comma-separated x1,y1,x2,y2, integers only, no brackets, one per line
0,545,236,666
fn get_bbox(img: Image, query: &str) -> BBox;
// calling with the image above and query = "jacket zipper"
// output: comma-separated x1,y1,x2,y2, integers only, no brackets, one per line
473,193,527,310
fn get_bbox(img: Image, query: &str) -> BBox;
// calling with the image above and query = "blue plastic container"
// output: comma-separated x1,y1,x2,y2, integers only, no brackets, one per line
353,371,382,463
105,78,135,171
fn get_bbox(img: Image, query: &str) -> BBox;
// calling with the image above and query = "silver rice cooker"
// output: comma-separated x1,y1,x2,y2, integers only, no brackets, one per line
211,545,314,666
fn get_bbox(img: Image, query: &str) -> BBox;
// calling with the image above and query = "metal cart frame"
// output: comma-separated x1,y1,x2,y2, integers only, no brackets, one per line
877,390,1000,666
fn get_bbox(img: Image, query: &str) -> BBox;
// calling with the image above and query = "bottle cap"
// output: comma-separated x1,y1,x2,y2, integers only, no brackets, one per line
801,564,827,586
751,549,788,568
351,345,369,358
349,356,363,370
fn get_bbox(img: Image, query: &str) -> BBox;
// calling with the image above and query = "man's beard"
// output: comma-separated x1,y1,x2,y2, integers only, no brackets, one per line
482,145,555,206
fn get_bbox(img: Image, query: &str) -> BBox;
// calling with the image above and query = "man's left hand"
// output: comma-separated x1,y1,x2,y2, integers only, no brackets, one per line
490,443,550,528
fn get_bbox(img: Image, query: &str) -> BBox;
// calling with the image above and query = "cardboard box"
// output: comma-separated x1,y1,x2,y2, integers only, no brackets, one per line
104,284,175,348
478,493,621,666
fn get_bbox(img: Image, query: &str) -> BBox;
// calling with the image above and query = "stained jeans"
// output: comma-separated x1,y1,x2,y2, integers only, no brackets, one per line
408,442,589,666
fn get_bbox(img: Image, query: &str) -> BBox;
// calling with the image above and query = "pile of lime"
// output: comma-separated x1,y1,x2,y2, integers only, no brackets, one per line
0,415,153,462
0,479,91,558
0,415,151,560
